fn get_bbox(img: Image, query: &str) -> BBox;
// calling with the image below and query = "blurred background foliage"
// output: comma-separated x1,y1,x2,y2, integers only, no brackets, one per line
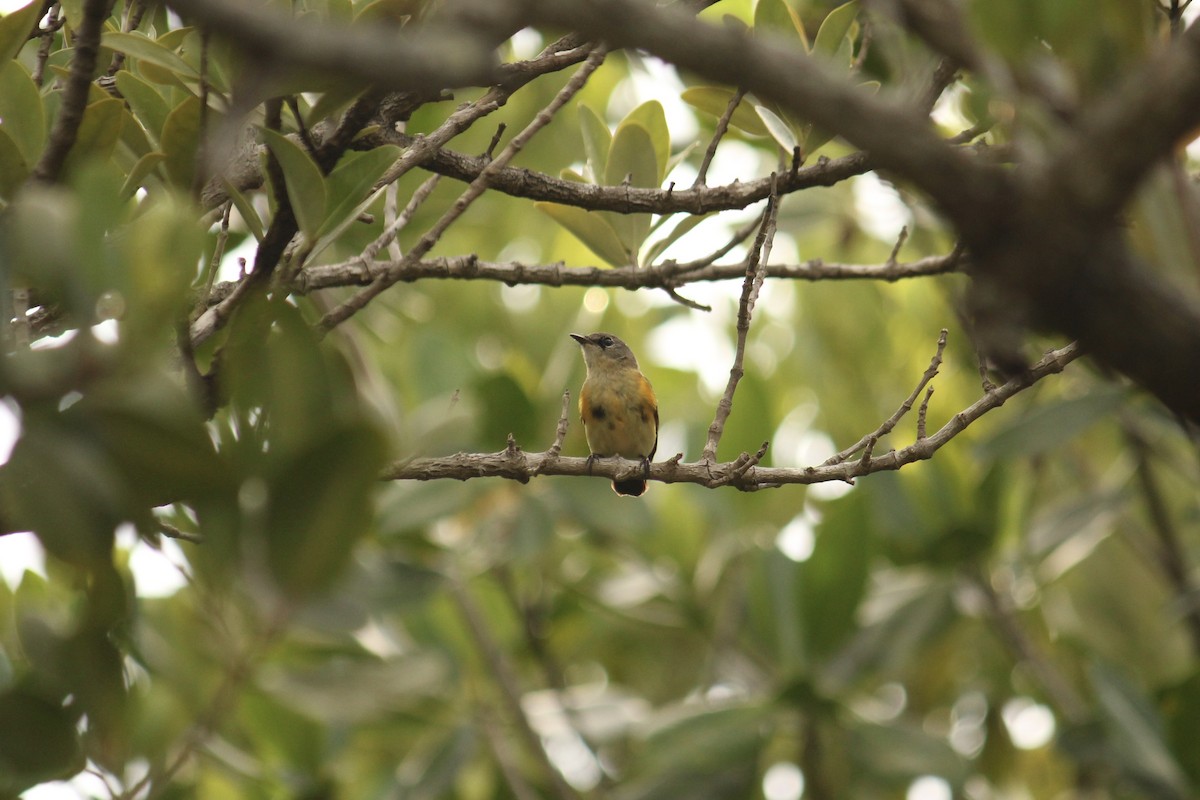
1,0,1199,798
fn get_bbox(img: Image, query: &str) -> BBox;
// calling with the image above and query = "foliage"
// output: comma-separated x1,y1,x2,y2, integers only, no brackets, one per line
0,0,1199,798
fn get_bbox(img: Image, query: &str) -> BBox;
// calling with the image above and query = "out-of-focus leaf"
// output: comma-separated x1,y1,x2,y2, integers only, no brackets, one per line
620,704,769,800
536,202,630,267
1090,661,1192,798
258,652,450,724
579,103,611,182
812,1,859,59
753,0,807,46
396,725,477,800
0,61,44,165
160,95,201,188
681,87,769,136
119,151,166,199
224,177,266,241
102,31,199,80
0,425,123,568
978,385,1129,461
70,376,230,505
621,100,670,183
0,128,27,199
0,685,84,794
115,71,171,144
801,491,871,658
849,719,965,783
63,98,125,174
265,421,386,598
262,128,328,239
1164,672,1200,786
0,0,41,64
474,372,539,448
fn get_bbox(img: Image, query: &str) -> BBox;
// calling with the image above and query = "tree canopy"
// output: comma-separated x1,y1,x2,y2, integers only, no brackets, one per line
1,0,1200,797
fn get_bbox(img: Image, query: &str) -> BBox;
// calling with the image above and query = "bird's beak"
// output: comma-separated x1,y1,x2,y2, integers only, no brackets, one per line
569,333,588,346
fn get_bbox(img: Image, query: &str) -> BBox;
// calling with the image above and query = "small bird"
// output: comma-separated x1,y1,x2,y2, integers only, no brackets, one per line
570,332,659,496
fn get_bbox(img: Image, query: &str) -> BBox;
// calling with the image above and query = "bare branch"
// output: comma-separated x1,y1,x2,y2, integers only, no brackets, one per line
316,46,609,334
702,177,779,463
381,343,1081,491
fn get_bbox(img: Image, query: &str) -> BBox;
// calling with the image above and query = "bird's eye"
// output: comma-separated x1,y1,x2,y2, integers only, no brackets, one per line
600,336,614,348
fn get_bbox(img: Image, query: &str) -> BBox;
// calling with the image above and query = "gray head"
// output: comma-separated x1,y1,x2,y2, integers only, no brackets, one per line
570,332,639,370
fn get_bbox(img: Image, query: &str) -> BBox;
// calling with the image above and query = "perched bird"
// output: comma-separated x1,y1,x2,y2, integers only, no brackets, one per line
570,332,658,496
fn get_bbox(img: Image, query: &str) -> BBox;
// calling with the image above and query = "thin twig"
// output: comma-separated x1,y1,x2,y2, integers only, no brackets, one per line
317,46,609,335
694,87,746,187
701,175,779,463
824,328,949,465
32,3,62,88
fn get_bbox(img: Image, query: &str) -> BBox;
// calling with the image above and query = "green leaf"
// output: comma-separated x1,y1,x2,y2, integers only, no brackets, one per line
977,385,1129,461
681,87,769,136
314,144,399,241
265,422,386,598
0,61,45,165
101,31,200,80
812,0,859,59
0,425,122,568
224,177,266,242
1090,662,1192,797
119,152,166,199
578,103,611,182
800,493,871,658
755,103,798,153
645,212,710,264
115,70,171,144
262,128,328,240
160,95,201,188
536,202,630,267
753,0,807,47
604,122,658,261
0,685,84,794
0,128,27,199
621,100,670,183
0,0,41,64
63,98,125,174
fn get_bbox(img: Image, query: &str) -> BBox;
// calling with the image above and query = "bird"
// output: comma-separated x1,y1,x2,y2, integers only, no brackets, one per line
570,332,658,496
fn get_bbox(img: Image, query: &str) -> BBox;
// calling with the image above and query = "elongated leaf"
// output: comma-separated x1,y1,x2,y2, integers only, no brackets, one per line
159,95,200,188
812,1,859,59
977,386,1129,461
101,31,199,80
536,202,630,267
578,103,611,182
754,0,807,47
224,177,265,242
262,128,328,239
316,144,400,241
266,422,386,598
755,103,798,153
644,212,710,264
604,122,658,260
0,685,83,794
0,0,40,64
0,61,44,164
63,98,125,174
682,87,769,136
115,71,171,144
119,152,166,199
622,100,670,183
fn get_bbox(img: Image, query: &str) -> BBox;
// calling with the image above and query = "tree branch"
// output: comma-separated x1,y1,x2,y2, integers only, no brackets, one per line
381,343,1081,491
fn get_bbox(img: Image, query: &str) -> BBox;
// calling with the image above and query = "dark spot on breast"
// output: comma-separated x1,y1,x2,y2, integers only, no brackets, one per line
591,405,607,420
